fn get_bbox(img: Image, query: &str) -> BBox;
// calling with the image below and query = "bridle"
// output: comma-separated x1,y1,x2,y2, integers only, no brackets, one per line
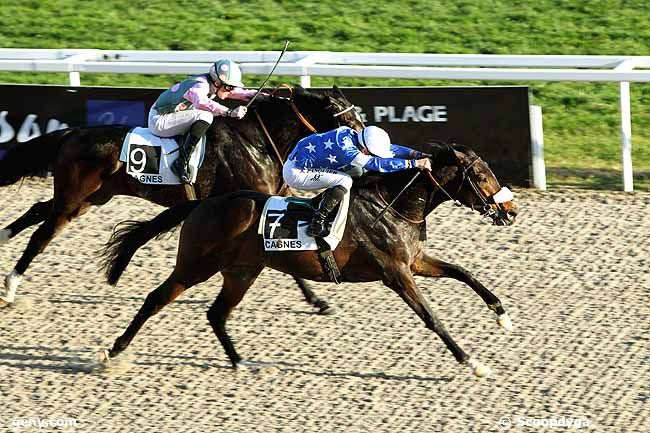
426,156,513,221
374,151,514,226
264,84,357,135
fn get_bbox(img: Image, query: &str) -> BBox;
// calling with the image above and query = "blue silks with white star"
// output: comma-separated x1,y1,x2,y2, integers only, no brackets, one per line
287,127,419,173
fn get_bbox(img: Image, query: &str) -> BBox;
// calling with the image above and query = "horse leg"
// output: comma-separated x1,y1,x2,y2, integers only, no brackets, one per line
293,276,336,315
412,253,512,331
1,160,114,306
386,268,491,377
0,206,87,306
207,266,263,368
104,275,188,359
0,199,52,244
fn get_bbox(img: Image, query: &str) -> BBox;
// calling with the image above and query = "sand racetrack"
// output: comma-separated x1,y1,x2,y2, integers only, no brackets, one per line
0,178,648,432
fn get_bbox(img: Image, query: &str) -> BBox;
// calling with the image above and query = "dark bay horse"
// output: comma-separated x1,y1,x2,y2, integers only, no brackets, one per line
0,86,363,310
99,143,519,377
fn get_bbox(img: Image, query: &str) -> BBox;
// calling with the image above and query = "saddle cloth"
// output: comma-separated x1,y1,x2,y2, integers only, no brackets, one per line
257,192,350,251
119,127,206,185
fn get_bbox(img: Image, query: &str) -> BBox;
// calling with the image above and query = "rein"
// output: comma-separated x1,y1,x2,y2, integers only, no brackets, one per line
373,182,425,225
254,111,286,166
373,155,509,226
290,103,318,133
270,84,318,133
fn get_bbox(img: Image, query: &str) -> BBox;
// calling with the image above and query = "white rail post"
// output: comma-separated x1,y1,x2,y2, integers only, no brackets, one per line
616,60,634,192
529,105,546,190
296,54,323,88
65,51,102,87
619,81,633,192
69,72,80,86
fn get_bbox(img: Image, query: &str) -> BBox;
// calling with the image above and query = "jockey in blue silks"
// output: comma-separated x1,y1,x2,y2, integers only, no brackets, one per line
283,125,432,238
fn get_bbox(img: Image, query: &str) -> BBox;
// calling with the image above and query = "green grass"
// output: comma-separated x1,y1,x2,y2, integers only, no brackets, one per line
1,0,649,190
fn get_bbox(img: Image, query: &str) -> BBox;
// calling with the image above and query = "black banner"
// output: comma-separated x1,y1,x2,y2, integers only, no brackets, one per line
0,84,531,186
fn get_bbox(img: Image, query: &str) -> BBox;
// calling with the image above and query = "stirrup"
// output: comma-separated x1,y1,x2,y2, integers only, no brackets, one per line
171,159,192,184
306,218,327,238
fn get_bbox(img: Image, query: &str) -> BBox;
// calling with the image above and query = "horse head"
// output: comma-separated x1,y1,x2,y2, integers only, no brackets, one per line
428,143,519,226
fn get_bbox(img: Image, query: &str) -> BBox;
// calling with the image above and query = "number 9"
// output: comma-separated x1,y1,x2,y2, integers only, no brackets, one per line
130,148,147,173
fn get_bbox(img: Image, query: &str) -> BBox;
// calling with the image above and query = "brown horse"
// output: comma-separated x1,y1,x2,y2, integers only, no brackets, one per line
99,142,519,377
0,86,363,310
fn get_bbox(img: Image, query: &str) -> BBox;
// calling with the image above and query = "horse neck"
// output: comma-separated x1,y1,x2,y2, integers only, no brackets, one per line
358,171,431,223
358,163,463,222
422,163,464,216
255,103,314,159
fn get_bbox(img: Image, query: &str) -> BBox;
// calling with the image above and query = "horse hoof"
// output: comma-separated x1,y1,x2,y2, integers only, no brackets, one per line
467,358,492,378
236,359,261,373
497,313,513,331
97,349,111,364
4,270,22,301
0,280,16,306
0,229,10,245
318,306,337,315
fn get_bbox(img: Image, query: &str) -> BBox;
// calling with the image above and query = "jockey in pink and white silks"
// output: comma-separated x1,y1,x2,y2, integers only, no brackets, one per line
149,59,265,183
283,125,432,237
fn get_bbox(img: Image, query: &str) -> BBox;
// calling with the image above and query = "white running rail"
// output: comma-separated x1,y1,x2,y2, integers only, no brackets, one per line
1,49,649,191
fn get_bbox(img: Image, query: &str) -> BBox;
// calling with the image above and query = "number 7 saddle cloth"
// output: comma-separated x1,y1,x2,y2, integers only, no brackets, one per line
257,192,350,252
119,127,206,185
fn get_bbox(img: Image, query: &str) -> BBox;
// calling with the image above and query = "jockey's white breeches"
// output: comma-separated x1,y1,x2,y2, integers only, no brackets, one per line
283,160,353,191
148,108,213,138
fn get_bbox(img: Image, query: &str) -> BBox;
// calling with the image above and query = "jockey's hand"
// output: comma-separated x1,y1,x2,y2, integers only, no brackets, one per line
415,158,432,171
227,106,247,119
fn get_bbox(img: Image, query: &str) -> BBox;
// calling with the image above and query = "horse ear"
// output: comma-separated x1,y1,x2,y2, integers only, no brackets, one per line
453,148,466,163
444,142,464,163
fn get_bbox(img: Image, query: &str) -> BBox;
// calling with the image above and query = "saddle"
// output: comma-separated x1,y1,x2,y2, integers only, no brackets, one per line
259,193,349,284
119,127,206,185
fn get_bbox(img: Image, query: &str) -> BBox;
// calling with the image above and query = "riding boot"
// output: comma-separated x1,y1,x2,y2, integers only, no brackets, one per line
307,185,347,238
171,134,200,184
170,120,211,184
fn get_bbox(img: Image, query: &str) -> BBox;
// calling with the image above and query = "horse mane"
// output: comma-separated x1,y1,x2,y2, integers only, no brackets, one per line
249,85,331,113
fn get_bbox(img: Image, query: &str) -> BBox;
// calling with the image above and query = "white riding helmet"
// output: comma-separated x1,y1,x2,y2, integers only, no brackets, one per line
357,126,393,158
209,59,245,87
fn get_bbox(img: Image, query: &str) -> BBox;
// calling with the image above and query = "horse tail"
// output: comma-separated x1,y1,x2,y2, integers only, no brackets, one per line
0,128,74,187
100,200,202,286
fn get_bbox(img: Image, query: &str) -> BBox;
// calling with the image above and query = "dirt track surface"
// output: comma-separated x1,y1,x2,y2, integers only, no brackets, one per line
0,178,648,432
